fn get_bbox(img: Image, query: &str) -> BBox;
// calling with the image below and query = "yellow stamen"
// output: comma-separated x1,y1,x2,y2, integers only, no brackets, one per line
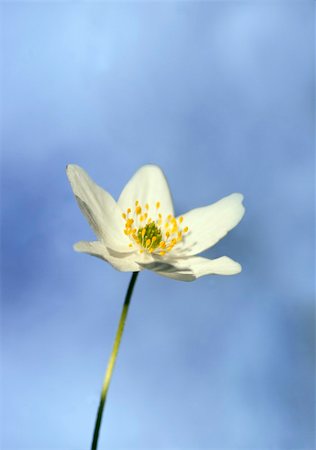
123,202,188,256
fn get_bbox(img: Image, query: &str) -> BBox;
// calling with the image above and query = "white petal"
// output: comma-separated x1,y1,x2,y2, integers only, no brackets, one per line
182,255,242,277
139,255,241,281
138,259,196,281
74,241,141,272
175,193,245,256
66,165,130,252
118,165,174,219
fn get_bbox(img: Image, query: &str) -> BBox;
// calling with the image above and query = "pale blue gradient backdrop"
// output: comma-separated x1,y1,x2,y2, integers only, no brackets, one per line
1,2,314,449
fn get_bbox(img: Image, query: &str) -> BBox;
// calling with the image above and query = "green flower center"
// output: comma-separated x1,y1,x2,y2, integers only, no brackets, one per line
137,222,162,250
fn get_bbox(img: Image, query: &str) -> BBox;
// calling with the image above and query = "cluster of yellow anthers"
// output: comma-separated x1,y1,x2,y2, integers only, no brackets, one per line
122,201,189,256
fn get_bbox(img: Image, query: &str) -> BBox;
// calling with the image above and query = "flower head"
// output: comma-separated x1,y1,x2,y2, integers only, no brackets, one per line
66,164,245,281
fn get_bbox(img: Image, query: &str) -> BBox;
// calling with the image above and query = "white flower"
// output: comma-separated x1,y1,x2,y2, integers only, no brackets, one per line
66,164,245,281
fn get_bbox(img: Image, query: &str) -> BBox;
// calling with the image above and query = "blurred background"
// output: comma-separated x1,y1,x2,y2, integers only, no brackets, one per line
1,2,314,449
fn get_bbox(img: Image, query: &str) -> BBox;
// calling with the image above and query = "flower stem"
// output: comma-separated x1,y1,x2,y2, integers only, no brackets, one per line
91,271,139,450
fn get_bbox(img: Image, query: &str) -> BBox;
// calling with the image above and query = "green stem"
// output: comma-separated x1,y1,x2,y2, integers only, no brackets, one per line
91,271,139,450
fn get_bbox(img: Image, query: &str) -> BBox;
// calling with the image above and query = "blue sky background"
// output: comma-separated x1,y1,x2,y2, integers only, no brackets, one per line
1,2,314,449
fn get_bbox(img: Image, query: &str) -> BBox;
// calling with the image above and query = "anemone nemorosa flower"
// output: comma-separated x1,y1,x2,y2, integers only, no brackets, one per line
67,164,245,281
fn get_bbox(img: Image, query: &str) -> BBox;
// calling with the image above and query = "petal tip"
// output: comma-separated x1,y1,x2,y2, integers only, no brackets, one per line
235,262,242,274
136,164,166,177
224,257,242,275
232,192,245,220
232,192,244,203
210,256,243,275
66,164,79,182
66,163,81,176
73,241,84,252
